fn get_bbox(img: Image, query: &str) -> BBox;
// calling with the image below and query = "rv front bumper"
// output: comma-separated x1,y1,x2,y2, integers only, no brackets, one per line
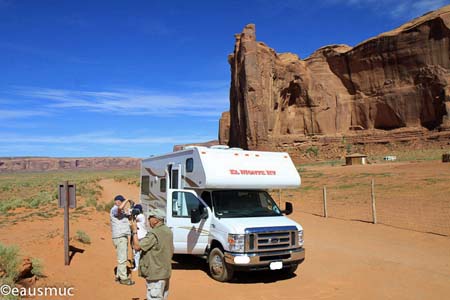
224,247,305,271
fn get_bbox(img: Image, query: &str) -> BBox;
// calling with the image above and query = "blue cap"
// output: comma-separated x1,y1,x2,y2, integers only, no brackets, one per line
114,195,126,202
134,204,143,212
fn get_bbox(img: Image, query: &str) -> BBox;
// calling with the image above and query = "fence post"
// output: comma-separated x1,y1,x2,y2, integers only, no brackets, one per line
278,189,282,207
371,179,377,224
323,186,328,218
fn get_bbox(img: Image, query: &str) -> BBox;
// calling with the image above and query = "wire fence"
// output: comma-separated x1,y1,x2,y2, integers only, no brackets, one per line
283,177,450,237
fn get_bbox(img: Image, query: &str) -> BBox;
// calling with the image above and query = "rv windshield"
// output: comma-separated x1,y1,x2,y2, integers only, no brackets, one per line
212,190,282,218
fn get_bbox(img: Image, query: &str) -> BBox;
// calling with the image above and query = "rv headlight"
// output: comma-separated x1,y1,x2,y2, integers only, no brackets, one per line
298,230,304,247
228,234,245,252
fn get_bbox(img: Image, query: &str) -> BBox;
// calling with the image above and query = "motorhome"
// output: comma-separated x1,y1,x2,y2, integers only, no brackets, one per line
140,145,305,282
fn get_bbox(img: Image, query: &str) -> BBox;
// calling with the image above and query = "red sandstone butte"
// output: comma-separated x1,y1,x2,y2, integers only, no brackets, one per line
220,6,450,152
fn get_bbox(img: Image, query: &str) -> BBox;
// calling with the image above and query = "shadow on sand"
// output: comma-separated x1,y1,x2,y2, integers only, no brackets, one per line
68,245,85,264
171,254,296,284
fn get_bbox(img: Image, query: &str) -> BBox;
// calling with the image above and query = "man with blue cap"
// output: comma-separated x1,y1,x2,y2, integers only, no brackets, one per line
110,194,134,285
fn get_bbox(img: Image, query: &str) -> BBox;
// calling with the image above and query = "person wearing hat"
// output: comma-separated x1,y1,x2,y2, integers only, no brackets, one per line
110,194,134,285
130,208,173,300
131,204,147,271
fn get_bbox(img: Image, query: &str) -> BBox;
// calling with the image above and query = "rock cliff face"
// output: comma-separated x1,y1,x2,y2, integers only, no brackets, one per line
0,157,140,173
221,6,450,153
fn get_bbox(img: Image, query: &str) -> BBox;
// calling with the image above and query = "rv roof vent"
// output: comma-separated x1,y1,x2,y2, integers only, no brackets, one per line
209,145,230,150
229,147,243,151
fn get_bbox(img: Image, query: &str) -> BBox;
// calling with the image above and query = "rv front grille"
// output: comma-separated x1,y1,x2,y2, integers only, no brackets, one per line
245,226,298,252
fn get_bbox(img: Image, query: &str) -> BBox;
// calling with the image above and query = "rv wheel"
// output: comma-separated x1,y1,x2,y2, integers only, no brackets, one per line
208,248,234,282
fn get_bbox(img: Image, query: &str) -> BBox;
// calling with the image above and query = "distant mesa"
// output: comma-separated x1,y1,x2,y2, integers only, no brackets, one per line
219,5,450,160
0,157,140,173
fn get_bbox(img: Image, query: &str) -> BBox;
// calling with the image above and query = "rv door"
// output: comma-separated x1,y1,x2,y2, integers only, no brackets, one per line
166,189,211,254
168,164,182,189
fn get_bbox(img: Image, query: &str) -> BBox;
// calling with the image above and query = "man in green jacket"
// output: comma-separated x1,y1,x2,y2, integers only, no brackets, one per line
130,208,173,300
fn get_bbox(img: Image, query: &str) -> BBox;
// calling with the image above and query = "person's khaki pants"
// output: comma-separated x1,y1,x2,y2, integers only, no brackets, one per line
112,236,128,280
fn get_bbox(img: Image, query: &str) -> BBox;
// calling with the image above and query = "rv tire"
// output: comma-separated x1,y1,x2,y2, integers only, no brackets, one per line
208,247,234,282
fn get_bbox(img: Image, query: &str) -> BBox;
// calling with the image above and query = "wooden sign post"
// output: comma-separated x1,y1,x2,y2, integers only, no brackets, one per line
371,179,377,224
58,181,76,265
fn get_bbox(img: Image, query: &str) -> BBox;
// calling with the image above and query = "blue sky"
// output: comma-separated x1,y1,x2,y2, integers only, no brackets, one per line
1,0,449,158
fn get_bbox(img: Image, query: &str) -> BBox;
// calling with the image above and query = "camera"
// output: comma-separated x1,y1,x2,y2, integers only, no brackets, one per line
127,200,143,221
131,207,141,218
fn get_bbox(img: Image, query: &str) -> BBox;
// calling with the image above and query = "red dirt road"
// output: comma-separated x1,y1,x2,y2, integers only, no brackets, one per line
1,176,450,299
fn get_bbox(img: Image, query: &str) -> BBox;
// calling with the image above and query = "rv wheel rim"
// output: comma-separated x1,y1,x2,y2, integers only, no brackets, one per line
211,254,224,275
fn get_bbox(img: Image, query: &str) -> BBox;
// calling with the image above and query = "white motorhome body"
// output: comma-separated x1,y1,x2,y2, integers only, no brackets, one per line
140,146,305,282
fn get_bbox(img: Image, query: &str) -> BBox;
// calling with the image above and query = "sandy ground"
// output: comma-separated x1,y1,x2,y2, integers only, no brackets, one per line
1,168,450,299
288,161,450,236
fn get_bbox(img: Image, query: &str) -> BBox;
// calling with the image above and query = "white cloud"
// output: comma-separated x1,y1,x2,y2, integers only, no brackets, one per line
178,80,230,90
0,42,101,65
0,144,87,155
0,109,51,120
13,86,228,117
412,0,448,12
0,131,215,146
390,0,448,17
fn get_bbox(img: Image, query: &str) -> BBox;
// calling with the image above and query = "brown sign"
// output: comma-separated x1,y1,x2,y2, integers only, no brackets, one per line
58,184,76,208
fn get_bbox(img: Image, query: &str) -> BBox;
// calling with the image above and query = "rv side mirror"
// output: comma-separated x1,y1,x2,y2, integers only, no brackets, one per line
283,202,293,215
200,206,209,219
190,208,202,224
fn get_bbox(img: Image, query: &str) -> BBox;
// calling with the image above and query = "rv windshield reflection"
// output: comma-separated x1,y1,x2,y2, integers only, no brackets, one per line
212,190,282,218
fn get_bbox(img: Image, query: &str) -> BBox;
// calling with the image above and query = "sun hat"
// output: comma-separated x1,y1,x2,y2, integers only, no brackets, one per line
148,208,166,220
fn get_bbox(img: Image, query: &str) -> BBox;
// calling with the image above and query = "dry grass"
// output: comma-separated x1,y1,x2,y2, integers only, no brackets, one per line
288,157,450,236
0,169,139,225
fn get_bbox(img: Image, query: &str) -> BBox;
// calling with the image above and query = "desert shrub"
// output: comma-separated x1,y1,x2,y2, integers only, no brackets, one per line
113,172,140,186
0,198,27,213
302,172,324,178
96,203,104,211
75,230,91,244
30,257,44,277
76,181,102,201
0,243,20,285
346,143,353,154
20,182,30,188
85,196,98,207
27,191,53,208
104,200,115,212
297,166,306,173
1,185,11,192
36,211,56,219
306,146,319,157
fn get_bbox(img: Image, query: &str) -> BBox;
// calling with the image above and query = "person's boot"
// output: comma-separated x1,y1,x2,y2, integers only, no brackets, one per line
119,278,135,285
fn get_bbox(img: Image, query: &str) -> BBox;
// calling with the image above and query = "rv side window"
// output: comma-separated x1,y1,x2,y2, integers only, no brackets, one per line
160,178,166,193
172,191,205,218
141,176,150,195
186,158,194,173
